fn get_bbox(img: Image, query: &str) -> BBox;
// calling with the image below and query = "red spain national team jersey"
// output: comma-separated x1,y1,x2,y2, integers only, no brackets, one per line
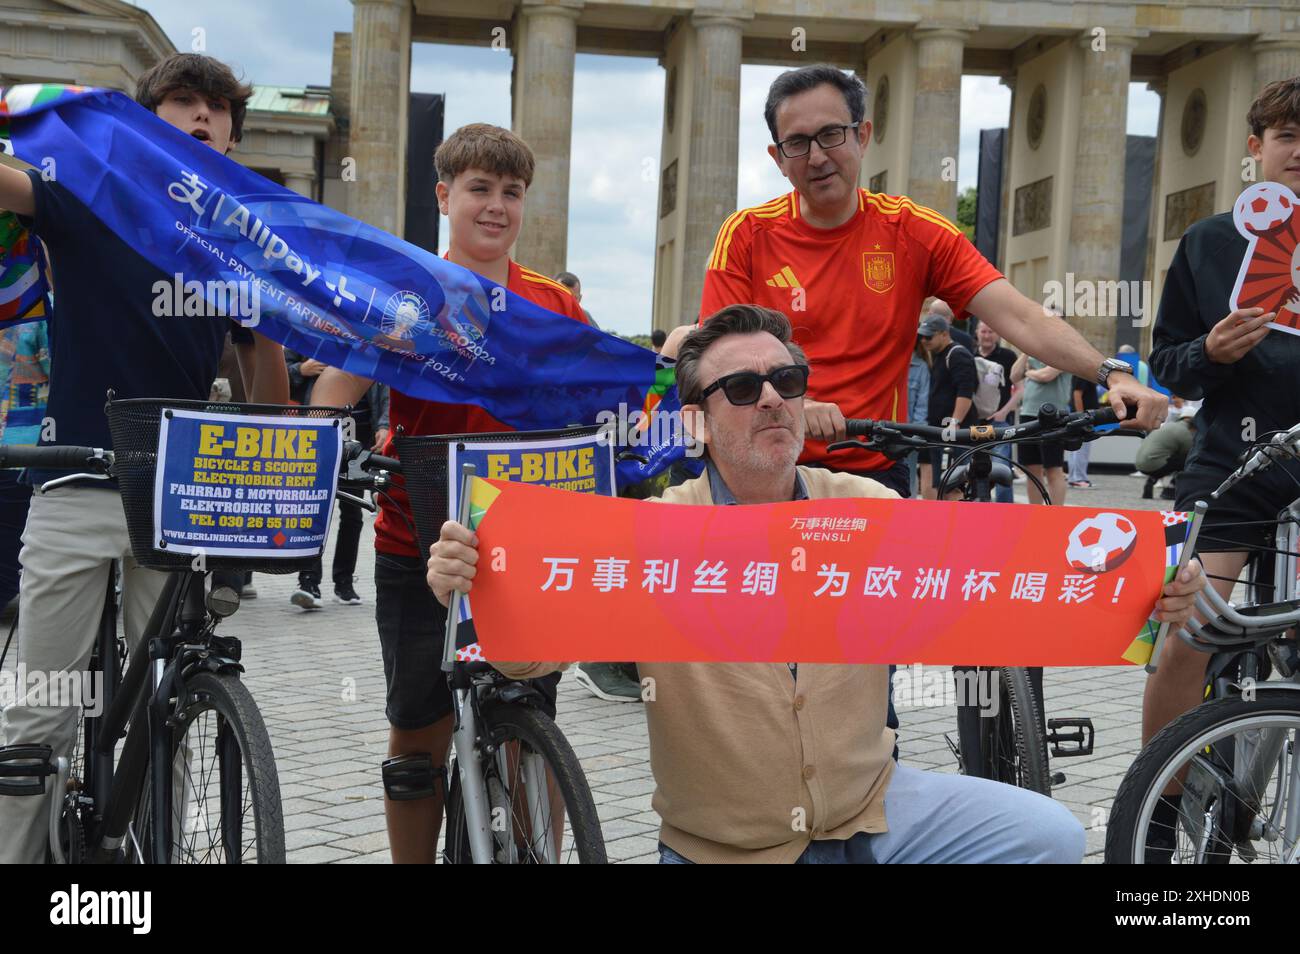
700,188,1003,471
375,259,588,556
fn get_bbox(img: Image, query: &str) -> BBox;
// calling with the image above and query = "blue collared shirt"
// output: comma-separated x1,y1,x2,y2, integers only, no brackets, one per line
705,460,807,679
706,460,809,506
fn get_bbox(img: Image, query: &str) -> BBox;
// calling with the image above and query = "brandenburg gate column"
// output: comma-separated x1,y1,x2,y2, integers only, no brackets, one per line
348,0,411,234
1066,30,1138,353
1253,34,1300,91
511,0,582,279
907,27,968,222
680,11,744,325
652,8,746,329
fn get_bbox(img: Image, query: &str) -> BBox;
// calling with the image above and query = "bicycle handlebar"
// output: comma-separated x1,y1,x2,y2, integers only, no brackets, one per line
0,445,111,471
364,452,401,473
840,405,1120,453
1213,420,1300,498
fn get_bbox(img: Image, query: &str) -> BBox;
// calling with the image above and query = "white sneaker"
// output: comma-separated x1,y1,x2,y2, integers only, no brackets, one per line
290,584,323,610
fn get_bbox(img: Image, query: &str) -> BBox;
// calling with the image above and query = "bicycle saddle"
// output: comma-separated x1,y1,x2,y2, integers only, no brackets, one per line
946,460,1014,489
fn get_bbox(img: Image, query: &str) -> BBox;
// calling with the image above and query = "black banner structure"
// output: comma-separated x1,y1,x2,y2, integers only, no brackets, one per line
975,127,1004,267
405,92,446,255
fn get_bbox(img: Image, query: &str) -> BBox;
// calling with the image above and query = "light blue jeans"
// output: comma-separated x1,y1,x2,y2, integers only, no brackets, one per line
1068,443,1092,485
657,764,1085,864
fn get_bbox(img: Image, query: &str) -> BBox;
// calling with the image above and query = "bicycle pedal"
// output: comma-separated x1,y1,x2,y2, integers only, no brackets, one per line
1046,718,1094,757
0,744,57,796
381,753,444,801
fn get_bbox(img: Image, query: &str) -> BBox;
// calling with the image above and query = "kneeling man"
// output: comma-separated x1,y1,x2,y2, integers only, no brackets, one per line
428,304,1204,864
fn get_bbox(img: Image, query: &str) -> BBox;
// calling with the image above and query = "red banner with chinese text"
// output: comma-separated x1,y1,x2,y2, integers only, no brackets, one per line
466,478,1188,666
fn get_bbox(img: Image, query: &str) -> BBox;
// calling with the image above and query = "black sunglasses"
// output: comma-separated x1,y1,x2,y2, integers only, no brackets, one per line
700,364,810,406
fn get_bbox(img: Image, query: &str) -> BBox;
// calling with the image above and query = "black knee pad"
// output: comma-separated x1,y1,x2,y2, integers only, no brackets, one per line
381,752,445,801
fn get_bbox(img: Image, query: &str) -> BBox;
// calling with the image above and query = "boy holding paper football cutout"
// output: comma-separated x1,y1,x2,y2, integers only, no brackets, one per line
1145,76,1300,861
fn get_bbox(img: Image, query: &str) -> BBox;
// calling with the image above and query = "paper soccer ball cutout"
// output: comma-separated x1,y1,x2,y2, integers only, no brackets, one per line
1066,512,1137,573
1230,181,1300,321
1236,182,1296,235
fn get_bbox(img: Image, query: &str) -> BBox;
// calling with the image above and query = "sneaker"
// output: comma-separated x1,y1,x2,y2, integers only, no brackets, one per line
290,583,323,610
574,662,642,703
333,581,363,605
240,582,258,599
1068,480,1093,489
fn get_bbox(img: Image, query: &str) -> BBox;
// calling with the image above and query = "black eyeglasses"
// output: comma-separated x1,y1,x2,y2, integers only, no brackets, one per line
775,123,861,159
700,364,810,406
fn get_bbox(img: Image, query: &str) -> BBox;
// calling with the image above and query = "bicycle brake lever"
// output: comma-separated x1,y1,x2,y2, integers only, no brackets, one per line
827,434,925,460
336,490,376,512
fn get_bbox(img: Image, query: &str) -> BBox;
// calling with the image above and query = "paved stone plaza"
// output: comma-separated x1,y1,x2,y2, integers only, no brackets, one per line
2,460,1176,863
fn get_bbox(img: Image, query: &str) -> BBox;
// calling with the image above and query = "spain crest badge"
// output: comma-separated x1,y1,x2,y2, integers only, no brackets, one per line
862,250,895,294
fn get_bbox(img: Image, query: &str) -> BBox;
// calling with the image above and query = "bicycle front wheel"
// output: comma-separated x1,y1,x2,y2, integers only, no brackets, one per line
131,672,284,863
956,667,1051,795
1106,689,1300,864
444,703,606,864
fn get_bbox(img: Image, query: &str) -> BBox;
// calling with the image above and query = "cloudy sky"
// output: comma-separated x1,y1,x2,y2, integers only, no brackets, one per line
132,0,1157,335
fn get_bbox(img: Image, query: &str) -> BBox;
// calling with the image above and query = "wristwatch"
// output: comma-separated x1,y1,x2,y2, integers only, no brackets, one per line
1097,357,1131,386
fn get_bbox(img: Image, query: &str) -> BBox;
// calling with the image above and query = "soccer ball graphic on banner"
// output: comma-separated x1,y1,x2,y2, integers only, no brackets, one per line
1066,513,1138,573
1235,182,1296,235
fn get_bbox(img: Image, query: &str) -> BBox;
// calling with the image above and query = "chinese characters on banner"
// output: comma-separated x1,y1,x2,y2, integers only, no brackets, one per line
466,478,1190,666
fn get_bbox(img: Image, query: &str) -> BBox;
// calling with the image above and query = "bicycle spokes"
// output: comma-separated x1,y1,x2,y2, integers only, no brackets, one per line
482,740,570,864
1142,718,1299,863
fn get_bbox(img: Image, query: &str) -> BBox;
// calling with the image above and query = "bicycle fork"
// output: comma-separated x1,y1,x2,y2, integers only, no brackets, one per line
449,688,496,863
1236,723,1297,859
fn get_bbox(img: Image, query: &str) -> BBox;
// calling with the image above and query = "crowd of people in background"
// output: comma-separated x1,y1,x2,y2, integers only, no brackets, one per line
906,303,1196,508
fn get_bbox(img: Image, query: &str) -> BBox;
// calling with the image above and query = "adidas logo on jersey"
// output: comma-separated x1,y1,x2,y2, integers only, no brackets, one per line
765,266,801,288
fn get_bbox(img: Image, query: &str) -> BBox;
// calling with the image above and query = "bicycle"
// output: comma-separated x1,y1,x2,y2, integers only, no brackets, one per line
0,396,382,863
391,426,608,864
1105,424,1300,864
833,404,1122,796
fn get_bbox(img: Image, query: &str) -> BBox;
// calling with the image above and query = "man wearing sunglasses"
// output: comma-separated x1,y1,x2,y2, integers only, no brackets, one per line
695,65,1167,496
429,304,1206,863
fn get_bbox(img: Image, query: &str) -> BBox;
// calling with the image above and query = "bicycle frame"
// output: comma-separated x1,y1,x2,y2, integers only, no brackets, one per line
73,570,237,864
441,463,562,865
443,463,496,864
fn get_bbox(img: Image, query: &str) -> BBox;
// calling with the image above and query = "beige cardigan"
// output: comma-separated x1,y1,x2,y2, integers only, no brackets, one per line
494,464,901,863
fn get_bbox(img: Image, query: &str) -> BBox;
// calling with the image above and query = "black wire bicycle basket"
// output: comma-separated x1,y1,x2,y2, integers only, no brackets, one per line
396,425,605,563
105,397,350,573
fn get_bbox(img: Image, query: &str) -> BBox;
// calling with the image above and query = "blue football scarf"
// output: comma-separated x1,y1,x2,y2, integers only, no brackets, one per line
0,84,684,484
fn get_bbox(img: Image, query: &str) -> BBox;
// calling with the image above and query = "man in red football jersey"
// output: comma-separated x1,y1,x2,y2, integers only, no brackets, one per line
689,65,1166,495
